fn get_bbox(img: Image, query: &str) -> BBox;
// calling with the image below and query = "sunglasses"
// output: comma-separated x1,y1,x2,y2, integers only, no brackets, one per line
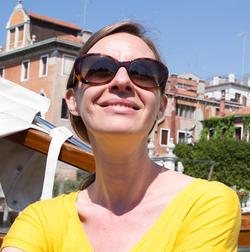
74,53,168,91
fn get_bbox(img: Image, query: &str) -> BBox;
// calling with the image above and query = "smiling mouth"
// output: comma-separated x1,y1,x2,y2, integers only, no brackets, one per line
99,101,140,111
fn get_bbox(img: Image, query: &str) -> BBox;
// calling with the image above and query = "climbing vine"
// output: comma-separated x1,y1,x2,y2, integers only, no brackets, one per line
200,115,249,140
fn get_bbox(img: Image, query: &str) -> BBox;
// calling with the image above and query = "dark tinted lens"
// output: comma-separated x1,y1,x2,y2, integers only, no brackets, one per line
80,55,116,84
129,59,166,88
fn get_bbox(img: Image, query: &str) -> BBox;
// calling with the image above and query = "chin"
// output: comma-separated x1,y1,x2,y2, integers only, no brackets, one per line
85,116,154,138
90,124,141,137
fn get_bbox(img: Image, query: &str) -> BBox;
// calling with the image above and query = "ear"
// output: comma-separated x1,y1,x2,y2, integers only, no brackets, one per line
64,88,79,116
157,95,167,120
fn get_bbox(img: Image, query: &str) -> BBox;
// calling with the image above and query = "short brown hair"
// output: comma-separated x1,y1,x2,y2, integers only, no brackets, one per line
66,20,165,144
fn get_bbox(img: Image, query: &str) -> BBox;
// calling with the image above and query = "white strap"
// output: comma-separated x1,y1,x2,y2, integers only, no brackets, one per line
40,127,73,200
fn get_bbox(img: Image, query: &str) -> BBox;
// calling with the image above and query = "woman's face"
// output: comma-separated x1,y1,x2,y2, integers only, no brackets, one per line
68,32,166,141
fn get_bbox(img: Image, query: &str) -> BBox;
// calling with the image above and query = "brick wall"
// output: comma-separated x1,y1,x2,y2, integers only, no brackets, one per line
30,19,79,42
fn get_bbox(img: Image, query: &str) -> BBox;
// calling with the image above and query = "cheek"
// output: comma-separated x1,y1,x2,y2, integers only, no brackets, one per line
140,90,161,114
77,96,94,125
74,87,90,120
76,86,103,123
150,96,162,121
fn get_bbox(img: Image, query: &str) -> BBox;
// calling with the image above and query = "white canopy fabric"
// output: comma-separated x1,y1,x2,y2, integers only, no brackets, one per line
0,77,50,137
0,77,72,211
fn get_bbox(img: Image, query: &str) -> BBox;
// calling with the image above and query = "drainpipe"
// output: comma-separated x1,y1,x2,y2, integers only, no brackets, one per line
219,95,225,117
169,75,178,143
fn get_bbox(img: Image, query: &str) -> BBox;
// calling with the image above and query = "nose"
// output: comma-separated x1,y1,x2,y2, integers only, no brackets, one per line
109,67,134,92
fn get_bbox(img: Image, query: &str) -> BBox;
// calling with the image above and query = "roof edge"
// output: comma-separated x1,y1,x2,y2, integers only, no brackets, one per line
28,11,82,31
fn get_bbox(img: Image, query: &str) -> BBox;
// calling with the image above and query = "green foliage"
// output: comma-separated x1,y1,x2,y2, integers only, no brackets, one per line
77,169,90,181
174,139,250,191
196,115,250,191
53,179,81,196
200,127,209,141
53,169,90,197
243,116,250,126
224,125,235,139
201,115,237,140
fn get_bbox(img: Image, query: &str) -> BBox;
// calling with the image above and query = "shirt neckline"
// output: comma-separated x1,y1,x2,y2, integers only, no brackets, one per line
70,178,204,251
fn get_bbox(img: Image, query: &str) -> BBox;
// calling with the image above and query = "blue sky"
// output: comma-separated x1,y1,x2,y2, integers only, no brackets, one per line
1,0,250,81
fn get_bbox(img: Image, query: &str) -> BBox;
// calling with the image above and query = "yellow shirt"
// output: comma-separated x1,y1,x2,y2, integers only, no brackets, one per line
1,179,241,252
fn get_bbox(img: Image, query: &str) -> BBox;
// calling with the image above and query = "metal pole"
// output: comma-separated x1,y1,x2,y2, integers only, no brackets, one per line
239,32,247,81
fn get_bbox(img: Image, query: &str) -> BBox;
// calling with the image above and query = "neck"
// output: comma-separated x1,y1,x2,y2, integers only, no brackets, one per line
87,134,162,215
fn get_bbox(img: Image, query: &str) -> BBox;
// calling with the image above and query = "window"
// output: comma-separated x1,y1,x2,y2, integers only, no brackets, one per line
61,99,69,119
235,93,241,103
8,25,24,49
39,55,48,77
221,89,225,98
176,104,195,119
9,28,15,49
242,96,247,106
17,25,24,47
177,131,186,144
0,67,4,78
62,54,75,76
235,127,242,140
21,60,30,81
160,128,169,146
176,83,192,90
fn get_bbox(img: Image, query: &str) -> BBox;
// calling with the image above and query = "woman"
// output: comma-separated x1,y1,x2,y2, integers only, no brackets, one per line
1,21,240,252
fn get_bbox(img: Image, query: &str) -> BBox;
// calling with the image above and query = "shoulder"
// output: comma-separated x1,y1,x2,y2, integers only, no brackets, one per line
156,169,194,196
173,179,241,251
34,191,79,211
1,192,79,250
192,179,240,208
1,192,79,251
160,170,240,218
19,191,79,224
181,179,241,230
158,169,240,208
164,170,239,203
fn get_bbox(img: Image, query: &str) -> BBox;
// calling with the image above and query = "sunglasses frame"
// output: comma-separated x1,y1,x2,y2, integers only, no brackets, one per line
74,53,168,91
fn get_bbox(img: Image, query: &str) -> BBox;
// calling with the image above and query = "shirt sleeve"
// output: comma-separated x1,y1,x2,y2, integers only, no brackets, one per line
1,202,47,252
172,182,241,252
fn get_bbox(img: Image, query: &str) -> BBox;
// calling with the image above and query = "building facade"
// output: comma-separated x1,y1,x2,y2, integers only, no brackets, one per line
0,1,92,179
152,73,244,157
0,2,92,125
205,74,250,106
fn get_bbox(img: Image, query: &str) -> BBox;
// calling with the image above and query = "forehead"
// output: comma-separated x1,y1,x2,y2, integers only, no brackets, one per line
87,33,156,61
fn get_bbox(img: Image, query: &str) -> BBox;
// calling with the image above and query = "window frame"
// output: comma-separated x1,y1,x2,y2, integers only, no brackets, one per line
247,125,250,142
160,128,170,146
9,28,16,49
177,130,186,144
234,124,243,141
176,104,195,119
17,25,24,47
21,59,30,82
39,54,49,77
61,54,75,76
8,25,25,50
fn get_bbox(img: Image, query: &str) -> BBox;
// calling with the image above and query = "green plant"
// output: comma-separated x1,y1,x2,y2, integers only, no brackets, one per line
175,139,250,191
201,115,242,140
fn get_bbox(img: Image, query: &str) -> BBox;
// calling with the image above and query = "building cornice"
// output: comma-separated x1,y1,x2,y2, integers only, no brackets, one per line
205,82,250,91
0,37,82,61
165,91,242,108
